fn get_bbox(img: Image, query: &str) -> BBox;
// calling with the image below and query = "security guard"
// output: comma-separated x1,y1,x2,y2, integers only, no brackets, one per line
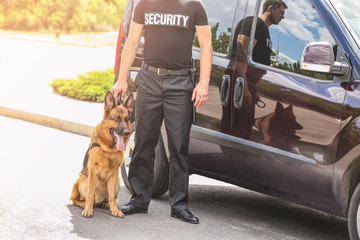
113,0,212,224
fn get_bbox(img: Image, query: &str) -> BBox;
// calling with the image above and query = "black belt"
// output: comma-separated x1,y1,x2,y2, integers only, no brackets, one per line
143,64,192,76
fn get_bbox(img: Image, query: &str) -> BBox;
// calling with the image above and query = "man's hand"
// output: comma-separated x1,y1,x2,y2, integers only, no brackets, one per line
112,80,128,101
192,82,209,107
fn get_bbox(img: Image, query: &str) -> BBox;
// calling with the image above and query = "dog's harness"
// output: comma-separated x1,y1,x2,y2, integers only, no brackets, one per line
79,143,101,177
90,143,101,149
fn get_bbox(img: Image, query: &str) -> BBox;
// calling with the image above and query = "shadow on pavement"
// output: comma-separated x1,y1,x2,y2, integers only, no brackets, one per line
67,185,348,240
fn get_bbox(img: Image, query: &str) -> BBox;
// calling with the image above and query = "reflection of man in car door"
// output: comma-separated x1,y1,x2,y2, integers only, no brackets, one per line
220,0,287,139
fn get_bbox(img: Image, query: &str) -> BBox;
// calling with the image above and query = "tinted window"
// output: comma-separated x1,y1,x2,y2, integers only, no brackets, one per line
258,0,336,80
331,0,360,41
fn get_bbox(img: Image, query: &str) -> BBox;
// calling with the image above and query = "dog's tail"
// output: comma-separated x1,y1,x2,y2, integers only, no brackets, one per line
70,181,80,202
70,173,87,201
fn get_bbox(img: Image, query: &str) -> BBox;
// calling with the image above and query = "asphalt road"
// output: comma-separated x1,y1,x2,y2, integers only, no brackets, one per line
0,116,349,240
0,35,350,240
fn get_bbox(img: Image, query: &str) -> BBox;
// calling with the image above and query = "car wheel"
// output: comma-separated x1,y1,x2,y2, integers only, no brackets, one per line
121,122,169,198
348,183,360,240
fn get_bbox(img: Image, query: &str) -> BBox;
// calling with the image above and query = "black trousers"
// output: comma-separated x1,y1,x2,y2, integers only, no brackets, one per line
128,68,194,212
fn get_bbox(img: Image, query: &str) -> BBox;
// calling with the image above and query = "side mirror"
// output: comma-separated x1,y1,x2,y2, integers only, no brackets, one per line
300,42,349,76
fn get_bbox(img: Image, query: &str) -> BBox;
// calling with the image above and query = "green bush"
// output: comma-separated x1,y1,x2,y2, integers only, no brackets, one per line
50,68,115,102
50,68,136,102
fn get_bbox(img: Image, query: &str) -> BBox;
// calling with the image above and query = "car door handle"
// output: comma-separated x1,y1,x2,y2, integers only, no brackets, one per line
220,74,231,106
234,77,245,109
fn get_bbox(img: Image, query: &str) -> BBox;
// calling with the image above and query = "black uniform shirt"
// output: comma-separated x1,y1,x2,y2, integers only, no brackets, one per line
231,16,272,66
133,0,208,69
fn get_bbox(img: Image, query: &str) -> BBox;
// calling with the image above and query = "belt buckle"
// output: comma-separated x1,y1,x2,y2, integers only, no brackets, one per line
157,68,166,75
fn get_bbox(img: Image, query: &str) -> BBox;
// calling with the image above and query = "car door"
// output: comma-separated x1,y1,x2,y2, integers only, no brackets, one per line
223,0,349,212
189,0,351,214
188,0,247,180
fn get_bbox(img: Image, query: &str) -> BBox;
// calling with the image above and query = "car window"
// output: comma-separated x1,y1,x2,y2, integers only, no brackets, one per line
193,0,238,56
255,0,336,80
330,0,360,43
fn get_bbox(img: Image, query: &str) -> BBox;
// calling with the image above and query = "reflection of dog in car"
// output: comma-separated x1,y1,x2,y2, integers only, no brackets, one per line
254,102,303,151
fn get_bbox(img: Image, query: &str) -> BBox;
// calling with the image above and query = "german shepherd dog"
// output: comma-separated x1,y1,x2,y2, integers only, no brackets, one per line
254,101,303,151
70,91,134,218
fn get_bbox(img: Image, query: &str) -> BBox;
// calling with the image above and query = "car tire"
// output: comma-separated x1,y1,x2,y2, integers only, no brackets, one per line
121,122,169,198
348,183,360,240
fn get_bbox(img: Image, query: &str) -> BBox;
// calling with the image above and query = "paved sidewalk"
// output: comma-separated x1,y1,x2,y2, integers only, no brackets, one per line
0,116,242,240
0,30,119,47
0,36,242,240
0,33,350,240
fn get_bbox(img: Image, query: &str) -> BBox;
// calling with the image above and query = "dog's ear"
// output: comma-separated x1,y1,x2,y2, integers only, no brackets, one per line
285,104,293,112
285,105,303,130
104,91,116,111
124,93,134,113
275,101,285,114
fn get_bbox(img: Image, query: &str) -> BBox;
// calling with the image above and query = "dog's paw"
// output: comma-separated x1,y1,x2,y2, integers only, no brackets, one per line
111,209,124,218
82,208,94,218
101,202,110,210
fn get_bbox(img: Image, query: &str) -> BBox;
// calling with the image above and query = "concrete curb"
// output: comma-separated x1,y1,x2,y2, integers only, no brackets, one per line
0,106,94,138
0,31,118,48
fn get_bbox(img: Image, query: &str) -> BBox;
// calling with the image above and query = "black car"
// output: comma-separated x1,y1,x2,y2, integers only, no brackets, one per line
115,0,360,239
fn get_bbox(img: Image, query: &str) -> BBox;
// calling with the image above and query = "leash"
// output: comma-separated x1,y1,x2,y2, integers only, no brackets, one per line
256,99,266,108
117,92,124,105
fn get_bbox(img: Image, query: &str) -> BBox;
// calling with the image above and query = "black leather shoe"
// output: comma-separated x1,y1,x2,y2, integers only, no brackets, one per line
120,203,147,215
171,209,199,224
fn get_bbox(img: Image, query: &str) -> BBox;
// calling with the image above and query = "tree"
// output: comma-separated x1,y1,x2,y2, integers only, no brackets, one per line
193,22,231,54
0,0,126,35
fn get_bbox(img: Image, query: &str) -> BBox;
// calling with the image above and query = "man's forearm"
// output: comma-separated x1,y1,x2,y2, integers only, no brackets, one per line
116,40,138,84
198,41,213,86
116,22,144,85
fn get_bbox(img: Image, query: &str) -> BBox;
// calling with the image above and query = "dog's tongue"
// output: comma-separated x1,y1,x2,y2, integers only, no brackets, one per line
114,132,125,151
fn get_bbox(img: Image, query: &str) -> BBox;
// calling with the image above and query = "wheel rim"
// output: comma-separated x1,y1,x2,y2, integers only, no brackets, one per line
124,131,135,176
